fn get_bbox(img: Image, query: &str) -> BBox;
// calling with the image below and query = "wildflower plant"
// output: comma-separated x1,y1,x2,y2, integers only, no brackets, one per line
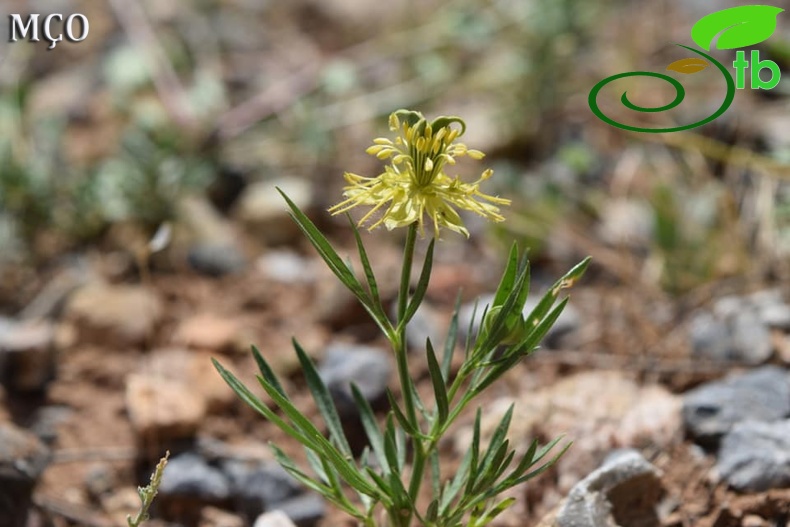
213,110,590,527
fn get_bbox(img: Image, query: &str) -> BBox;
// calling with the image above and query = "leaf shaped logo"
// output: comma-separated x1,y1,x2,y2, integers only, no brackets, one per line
667,57,710,74
691,5,784,51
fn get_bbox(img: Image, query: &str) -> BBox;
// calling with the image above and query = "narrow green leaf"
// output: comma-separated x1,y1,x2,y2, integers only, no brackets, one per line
492,243,519,307
293,339,353,457
430,449,441,497
351,384,389,474
278,188,367,300
349,215,382,308
400,238,435,328
383,416,401,476
256,376,379,497
305,448,329,484
509,438,539,480
440,443,472,513
426,499,440,523
465,409,482,495
385,389,420,437
251,345,286,398
426,339,449,424
471,497,516,527
212,359,314,448
442,293,462,380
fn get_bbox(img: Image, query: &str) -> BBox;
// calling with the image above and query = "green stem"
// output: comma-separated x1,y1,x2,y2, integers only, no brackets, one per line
395,223,419,429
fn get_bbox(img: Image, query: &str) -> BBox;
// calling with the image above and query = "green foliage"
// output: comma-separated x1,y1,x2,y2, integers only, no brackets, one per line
215,190,589,526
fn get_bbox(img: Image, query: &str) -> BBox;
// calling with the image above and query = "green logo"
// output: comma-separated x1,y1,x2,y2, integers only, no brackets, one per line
589,5,784,133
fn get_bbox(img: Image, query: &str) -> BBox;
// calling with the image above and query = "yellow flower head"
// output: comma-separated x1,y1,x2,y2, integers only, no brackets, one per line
328,109,511,237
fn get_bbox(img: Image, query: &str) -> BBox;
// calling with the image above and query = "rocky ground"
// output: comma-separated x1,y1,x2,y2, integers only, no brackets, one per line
3,205,790,527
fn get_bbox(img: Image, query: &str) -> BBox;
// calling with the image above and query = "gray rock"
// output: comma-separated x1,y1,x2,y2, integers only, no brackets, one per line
270,493,326,527
257,251,315,284
556,450,663,527
159,452,231,501
318,343,392,410
63,284,162,346
188,242,246,277
234,178,313,246
402,303,446,352
759,303,790,330
0,422,51,527
318,343,392,454
688,311,732,363
682,366,790,447
729,310,773,365
458,293,582,348
689,308,773,365
223,460,302,519
717,419,790,492
254,510,298,527
0,318,56,392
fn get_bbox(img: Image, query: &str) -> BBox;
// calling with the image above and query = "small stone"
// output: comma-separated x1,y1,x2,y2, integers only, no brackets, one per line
257,251,316,284
729,310,773,364
556,450,663,527
688,311,731,362
318,343,392,413
29,405,73,445
682,366,790,447
200,506,245,527
254,510,298,527
234,178,313,246
270,493,326,527
742,514,768,527
614,385,682,449
759,303,790,330
596,199,654,247
222,459,302,519
188,242,247,277
64,284,162,346
125,374,207,441
173,315,245,353
0,422,51,527
160,452,232,501
0,318,56,392
143,349,237,412
717,419,790,492
402,303,447,352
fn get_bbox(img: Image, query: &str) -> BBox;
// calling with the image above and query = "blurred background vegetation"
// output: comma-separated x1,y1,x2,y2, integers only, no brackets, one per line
1,0,789,298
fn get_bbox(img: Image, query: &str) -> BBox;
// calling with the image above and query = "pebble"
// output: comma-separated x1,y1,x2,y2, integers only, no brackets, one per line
0,317,56,392
682,366,790,447
199,506,246,527
142,349,237,412
0,422,51,527
63,284,162,346
188,242,247,277
257,250,316,284
234,177,313,246
125,373,207,441
222,459,303,519
717,419,790,492
318,342,392,413
254,510,298,527
596,199,655,247
269,493,326,527
173,315,246,353
454,371,682,493
554,450,663,527
159,451,232,501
